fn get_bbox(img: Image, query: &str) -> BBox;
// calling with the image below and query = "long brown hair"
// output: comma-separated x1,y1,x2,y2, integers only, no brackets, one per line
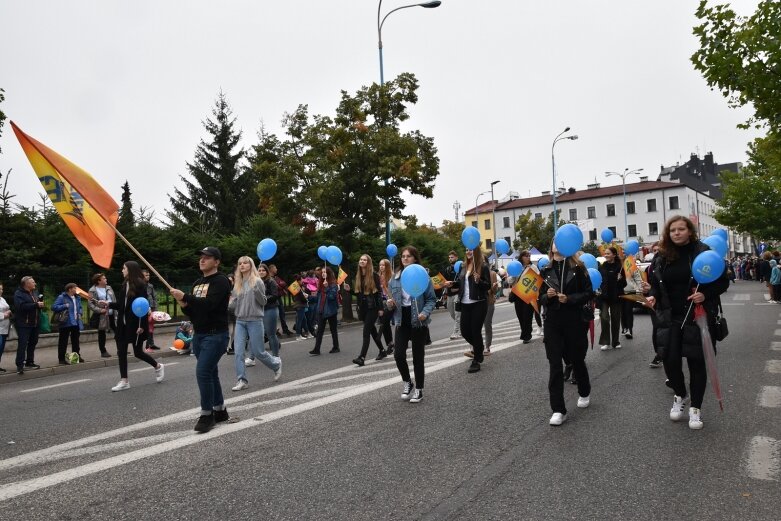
319,267,336,289
465,244,485,276
354,254,377,294
547,242,584,269
658,215,699,261
378,258,392,286
397,245,421,276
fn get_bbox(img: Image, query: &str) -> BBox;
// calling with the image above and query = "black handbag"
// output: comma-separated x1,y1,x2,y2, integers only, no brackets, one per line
714,301,729,341
52,309,68,325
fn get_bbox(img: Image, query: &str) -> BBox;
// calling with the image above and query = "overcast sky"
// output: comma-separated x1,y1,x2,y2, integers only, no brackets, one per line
0,0,763,227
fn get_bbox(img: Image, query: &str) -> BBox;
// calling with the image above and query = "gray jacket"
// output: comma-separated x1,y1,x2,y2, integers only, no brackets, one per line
228,279,267,320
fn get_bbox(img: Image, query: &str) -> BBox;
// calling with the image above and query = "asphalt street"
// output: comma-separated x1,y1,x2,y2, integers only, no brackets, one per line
0,284,779,520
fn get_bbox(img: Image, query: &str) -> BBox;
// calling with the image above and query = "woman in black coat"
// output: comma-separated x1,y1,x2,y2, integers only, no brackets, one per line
598,246,626,350
647,216,728,430
450,246,491,374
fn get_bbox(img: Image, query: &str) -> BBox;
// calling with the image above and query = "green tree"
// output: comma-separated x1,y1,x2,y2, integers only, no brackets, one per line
513,210,565,252
117,180,135,232
168,92,257,234
692,0,781,131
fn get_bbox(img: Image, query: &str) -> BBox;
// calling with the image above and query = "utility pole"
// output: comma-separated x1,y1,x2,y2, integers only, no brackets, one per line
453,200,461,223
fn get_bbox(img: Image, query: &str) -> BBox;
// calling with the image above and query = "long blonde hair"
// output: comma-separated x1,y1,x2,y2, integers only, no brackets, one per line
378,258,392,287
465,245,485,276
233,256,261,294
354,254,377,294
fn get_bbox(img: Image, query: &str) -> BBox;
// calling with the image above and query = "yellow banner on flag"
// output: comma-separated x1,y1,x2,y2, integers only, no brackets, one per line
11,122,119,268
512,267,543,313
288,280,301,296
337,268,348,285
623,255,638,278
599,243,624,258
430,272,446,291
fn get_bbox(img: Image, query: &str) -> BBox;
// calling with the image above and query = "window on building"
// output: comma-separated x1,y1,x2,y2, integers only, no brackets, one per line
502,216,510,228
534,212,542,219
628,224,637,237
569,208,577,220
607,204,616,217
587,206,596,219
626,201,636,214
504,236,511,244
485,239,493,250
608,226,617,237
648,222,658,236
484,219,491,230
647,199,657,212
669,196,679,210
589,229,597,241
471,221,477,228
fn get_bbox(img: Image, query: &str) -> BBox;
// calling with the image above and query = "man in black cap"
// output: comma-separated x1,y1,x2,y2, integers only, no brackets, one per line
170,246,232,433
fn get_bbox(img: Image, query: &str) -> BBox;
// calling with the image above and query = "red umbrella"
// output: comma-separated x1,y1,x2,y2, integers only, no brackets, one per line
694,303,724,412
589,301,595,349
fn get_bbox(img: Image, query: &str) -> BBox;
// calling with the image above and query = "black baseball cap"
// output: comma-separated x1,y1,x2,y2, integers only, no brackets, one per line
196,246,222,260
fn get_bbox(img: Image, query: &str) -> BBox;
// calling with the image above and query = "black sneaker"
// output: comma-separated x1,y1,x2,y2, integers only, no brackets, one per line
375,350,387,361
329,347,340,354
625,332,633,339
25,363,41,370
16,366,24,375
401,381,415,400
649,356,663,368
665,379,674,390
100,352,111,358
226,347,235,355
386,344,394,355
194,413,216,433
409,388,423,403
214,409,230,423
468,361,481,373
352,357,365,367
309,349,321,356
0,367,6,373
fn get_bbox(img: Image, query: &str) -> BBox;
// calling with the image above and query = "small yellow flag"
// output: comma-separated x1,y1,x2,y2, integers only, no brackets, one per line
337,268,349,284
288,280,301,296
511,267,543,313
430,272,446,290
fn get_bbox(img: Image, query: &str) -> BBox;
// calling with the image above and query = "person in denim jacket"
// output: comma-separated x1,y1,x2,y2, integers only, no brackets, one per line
52,283,85,364
309,267,340,355
386,245,436,403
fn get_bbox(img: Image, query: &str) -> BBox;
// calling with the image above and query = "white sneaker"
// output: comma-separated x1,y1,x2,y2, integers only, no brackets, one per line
111,381,130,392
449,334,460,340
296,336,305,341
274,359,282,382
600,345,610,351
244,358,256,367
670,395,688,421
688,407,703,430
549,412,567,426
155,363,165,383
577,395,590,408
614,344,622,349
232,380,248,391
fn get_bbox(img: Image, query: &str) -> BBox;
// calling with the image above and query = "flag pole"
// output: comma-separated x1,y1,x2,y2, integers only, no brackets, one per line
103,219,175,292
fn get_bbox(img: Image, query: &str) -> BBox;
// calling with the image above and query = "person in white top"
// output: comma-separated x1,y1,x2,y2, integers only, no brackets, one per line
0,283,11,372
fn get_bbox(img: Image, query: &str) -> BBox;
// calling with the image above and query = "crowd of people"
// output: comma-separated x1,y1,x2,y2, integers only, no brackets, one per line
0,215,740,433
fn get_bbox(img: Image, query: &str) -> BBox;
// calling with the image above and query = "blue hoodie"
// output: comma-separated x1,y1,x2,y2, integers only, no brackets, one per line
770,260,780,286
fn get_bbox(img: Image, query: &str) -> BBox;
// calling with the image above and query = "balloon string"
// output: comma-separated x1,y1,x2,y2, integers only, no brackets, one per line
681,283,700,327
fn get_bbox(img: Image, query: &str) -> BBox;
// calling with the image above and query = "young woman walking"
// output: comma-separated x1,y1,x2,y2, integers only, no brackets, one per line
620,257,644,339
510,251,540,344
598,246,626,350
450,246,491,373
347,254,387,366
106,261,164,392
646,216,728,430
309,267,340,355
88,273,116,358
258,264,281,357
377,258,394,355
539,242,594,426
386,246,436,403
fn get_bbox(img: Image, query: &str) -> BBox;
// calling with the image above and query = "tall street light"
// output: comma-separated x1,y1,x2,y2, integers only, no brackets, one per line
490,180,500,267
377,0,441,246
605,167,644,241
551,127,578,231
474,190,491,244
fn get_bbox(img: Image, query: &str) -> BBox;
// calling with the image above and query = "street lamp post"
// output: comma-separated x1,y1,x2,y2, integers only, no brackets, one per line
605,168,644,241
490,180,500,268
377,0,441,246
551,127,578,231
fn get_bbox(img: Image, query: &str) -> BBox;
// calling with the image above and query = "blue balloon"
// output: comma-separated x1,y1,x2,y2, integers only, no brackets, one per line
554,223,584,257
587,268,602,290
625,240,640,256
703,235,728,258
454,260,463,274
506,260,523,277
400,264,429,298
131,297,149,318
580,253,598,270
692,250,726,284
538,257,550,269
317,245,328,261
326,245,342,266
257,238,277,262
495,239,510,256
386,244,398,258
601,228,614,243
461,226,481,250
712,229,728,242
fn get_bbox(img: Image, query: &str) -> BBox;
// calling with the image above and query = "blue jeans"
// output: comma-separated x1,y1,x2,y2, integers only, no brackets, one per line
0,334,7,363
295,308,309,335
263,307,280,357
234,319,280,382
15,326,39,368
192,331,228,414
306,296,318,332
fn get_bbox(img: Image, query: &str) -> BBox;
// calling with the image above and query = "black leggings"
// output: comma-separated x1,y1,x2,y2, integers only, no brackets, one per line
663,320,707,408
460,300,488,362
313,314,339,352
544,315,591,414
358,306,384,358
620,299,635,332
379,309,393,347
394,309,427,388
116,332,157,379
514,299,534,341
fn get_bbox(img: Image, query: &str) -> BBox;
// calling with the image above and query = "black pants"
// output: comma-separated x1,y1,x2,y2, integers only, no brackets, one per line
116,332,157,379
278,300,291,334
620,299,635,333
598,300,622,347
358,307,384,358
97,330,109,353
313,314,339,353
394,307,427,388
57,326,80,361
378,309,393,347
460,300,488,363
514,299,534,341
544,315,591,414
663,320,707,408
15,326,39,368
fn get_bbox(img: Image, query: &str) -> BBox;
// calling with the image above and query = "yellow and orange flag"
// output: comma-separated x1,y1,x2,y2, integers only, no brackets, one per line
288,280,301,296
11,122,119,268
430,272,446,291
337,267,349,285
511,267,543,313
623,255,638,279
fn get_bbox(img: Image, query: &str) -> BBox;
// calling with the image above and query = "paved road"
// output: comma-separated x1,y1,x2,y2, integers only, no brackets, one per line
0,286,779,520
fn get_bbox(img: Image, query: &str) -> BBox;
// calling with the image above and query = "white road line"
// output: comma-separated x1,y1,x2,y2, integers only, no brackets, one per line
745,436,780,481
758,387,781,408
129,361,178,373
0,338,517,501
766,360,781,374
19,379,92,393
771,342,781,351
774,330,781,337
732,294,751,301
721,303,745,306
755,303,776,306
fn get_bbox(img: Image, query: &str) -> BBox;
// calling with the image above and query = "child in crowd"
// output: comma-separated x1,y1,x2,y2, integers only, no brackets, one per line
172,321,194,355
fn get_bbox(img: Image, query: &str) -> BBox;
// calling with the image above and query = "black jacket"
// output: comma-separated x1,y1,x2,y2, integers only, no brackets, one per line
598,260,627,303
109,282,149,340
538,260,593,320
453,263,491,302
13,288,40,328
444,263,460,296
354,272,383,311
